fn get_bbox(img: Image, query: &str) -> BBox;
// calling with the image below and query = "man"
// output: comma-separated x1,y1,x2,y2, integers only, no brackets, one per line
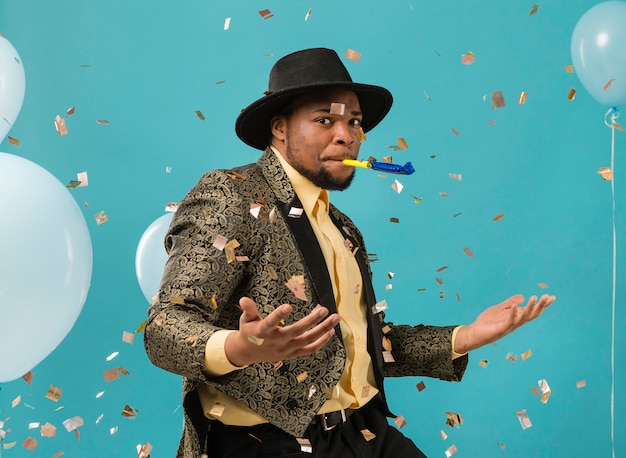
144,48,555,458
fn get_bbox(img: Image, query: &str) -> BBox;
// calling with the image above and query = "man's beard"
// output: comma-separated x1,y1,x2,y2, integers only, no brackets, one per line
284,139,355,191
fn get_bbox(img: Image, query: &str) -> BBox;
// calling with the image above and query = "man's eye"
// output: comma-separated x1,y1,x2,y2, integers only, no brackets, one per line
351,119,362,126
316,118,331,125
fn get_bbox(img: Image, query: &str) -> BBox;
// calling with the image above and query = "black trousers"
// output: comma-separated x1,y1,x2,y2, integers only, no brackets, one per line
203,397,427,458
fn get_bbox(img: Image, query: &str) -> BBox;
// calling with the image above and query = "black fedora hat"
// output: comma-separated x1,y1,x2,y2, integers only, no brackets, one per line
235,48,393,150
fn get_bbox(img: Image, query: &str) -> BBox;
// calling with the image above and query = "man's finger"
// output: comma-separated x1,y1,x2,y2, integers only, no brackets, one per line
239,297,262,324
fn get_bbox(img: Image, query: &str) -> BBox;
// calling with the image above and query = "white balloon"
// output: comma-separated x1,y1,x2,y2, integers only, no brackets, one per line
135,213,174,303
0,36,26,144
0,153,92,382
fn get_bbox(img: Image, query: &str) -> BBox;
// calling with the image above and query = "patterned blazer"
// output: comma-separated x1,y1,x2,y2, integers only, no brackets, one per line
144,148,468,458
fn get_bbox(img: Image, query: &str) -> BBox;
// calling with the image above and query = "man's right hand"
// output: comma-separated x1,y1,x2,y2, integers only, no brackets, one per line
224,297,341,367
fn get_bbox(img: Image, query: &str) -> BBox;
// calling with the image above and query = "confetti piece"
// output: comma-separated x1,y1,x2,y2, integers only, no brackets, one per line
487,120,497,126
330,102,345,115
209,402,224,417
445,412,463,428
372,299,388,314
506,352,518,363
247,335,264,346
94,211,108,225
479,359,488,367
565,65,575,73
537,283,549,289
613,121,625,131
212,234,228,251
598,167,614,180
423,91,432,101
383,350,395,362
390,217,400,223
491,91,506,109
121,405,139,418
576,380,586,389
54,115,68,136
493,213,505,221
288,207,304,218
296,372,308,383
497,442,506,450
29,422,40,429
286,274,308,301
11,394,21,407
462,247,474,258
385,284,392,290
3,442,17,450
110,426,118,435
434,50,441,57
516,409,532,429
223,18,231,30
106,351,119,362
445,444,458,457
394,414,407,429
451,128,460,136
344,49,361,62
416,381,426,392
519,91,528,104
304,8,312,21
22,371,33,384
397,138,409,150
195,110,205,120
7,136,19,146
538,379,551,404
137,442,153,458
216,80,226,85
452,212,463,218
41,422,57,438
62,416,84,432
456,292,461,302
297,438,312,453
66,180,81,189
461,51,475,65
22,437,38,451
529,4,539,16
46,385,62,402
435,277,444,285
440,430,448,440
361,429,376,441
391,179,403,193
96,119,110,125
308,384,317,399
122,331,134,344
103,368,120,382
66,106,76,116
521,349,533,360
224,239,240,263
136,320,147,333
96,391,105,399
449,173,462,181
258,9,274,19
567,88,576,101
604,78,615,91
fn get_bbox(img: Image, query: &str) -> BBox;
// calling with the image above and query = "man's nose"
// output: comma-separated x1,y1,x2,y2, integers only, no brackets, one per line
334,122,355,145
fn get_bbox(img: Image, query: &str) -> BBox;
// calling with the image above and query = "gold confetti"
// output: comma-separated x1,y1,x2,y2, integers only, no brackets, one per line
613,121,625,131
94,210,108,225
136,320,147,333
209,402,225,417
344,48,361,62
537,283,549,289
416,381,426,392
451,127,460,136
170,296,185,305
258,9,274,19
491,91,506,109
361,386,371,398
7,136,19,146
506,352,518,363
519,91,528,104
565,65,575,73
445,411,463,428
567,88,576,101
604,78,615,91
445,445,458,457
121,404,139,418
382,336,393,351
22,371,33,384
361,429,376,441
576,380,586,389
390,217,399,223
224,239,240,263
66,106,76,116
521,349,533,360
22,437,38,451
538,379,551,404
479,359,488,367
296,372,308,383
286,274,308,301
516,409,532,429
462,247,474,258
397,137,409,150
3,441,17,450
247,335,264,346
461,51,474,65
440,430,448,440
598,167,614,180
330,102,345,115
529,4,539,16
435,277,444,285
195,110,205,120
54,115,68,136
66,180,81,189
45,385,62,402
304,8,312,21
394,414,407,429
40,422,57,438
96,119,110,125
372,299,388,314
382,324,391,334
493,213,505,221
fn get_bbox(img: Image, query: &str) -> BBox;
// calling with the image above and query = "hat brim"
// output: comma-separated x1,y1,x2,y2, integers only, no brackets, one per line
235,82,393,150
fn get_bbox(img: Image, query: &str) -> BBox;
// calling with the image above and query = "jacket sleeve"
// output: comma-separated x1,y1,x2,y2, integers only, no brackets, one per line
143,170,257,383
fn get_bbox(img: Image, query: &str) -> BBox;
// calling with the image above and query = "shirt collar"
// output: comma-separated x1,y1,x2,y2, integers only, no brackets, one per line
270,145,327,216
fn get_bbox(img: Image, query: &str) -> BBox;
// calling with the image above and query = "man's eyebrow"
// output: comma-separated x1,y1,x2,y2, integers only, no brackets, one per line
311,108,363,116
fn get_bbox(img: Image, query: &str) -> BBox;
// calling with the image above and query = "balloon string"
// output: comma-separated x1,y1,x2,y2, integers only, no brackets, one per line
604,107,617,458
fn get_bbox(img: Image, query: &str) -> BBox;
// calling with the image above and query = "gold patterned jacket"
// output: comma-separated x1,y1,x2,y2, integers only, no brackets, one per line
144,148,468,458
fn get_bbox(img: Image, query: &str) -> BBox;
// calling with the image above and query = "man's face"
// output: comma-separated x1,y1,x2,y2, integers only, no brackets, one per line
271,88,363,191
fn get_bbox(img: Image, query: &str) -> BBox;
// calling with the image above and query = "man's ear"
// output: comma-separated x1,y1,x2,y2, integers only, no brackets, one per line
270,115,287,142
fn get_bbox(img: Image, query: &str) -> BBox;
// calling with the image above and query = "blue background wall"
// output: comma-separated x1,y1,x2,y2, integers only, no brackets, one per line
0,1,623,457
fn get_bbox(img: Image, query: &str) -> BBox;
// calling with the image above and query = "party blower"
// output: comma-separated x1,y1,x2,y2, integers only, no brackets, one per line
342,159,415,175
